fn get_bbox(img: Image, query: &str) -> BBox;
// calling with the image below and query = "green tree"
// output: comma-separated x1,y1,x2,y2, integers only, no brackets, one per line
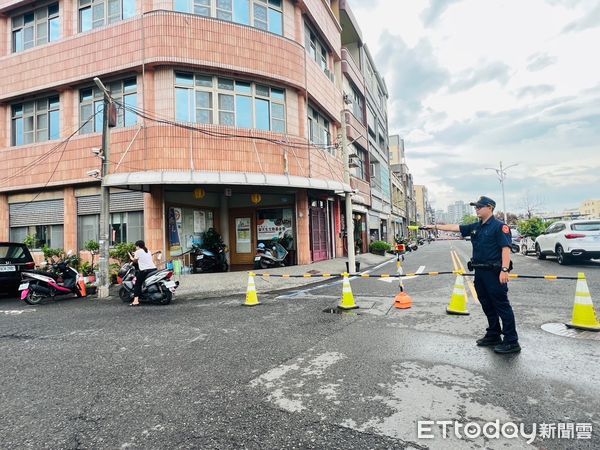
84,240,100,273
517,217,549,238
461,214,479,225
109,242,136,264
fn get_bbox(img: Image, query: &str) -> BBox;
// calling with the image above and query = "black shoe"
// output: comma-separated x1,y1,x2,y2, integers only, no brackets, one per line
476,336,502,347
493,342,521,354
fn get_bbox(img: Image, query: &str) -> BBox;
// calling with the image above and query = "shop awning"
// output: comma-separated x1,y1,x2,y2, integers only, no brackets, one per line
104,171,352,193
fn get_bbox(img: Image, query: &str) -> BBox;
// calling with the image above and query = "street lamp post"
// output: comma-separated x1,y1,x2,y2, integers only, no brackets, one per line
93,77,112,298
485,161,518,223
340,109,356,274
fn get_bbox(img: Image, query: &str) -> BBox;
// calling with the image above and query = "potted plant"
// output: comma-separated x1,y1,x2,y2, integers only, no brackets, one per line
369,240,392,256
109,243,136,284
84,240,99,283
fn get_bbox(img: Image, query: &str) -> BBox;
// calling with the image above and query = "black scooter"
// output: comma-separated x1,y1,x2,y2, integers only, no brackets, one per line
191,244,229,273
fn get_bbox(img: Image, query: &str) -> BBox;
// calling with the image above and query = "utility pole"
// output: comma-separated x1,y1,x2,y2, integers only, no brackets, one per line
340,109,356,274
94,77,112,298
485,161,518,224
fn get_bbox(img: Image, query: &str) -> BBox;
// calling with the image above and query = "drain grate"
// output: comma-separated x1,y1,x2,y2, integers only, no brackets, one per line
541,323,600,341
322,307,362,315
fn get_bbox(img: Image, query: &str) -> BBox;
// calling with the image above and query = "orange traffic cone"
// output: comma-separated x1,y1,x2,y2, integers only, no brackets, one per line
78,278,87,297
394,291,413,309
394,277,413,309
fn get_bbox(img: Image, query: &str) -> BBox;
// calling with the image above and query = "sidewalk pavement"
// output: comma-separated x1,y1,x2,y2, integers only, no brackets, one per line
171,253,395,299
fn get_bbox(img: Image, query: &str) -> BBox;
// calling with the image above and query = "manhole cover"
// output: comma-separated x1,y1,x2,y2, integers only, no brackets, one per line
541,323,600,340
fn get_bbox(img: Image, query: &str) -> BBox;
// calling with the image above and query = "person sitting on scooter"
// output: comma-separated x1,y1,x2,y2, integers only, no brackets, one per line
128,240,156,307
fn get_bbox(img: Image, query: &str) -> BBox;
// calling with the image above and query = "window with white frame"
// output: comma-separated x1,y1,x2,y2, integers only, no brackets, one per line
308,105,331,149
9,225,64,249
79,78,137,134
12,3,60,53
174,72,286,132
79,0,136,32
77,211,143,248
304,22,332,79
174,0,283,35
11,95,60,146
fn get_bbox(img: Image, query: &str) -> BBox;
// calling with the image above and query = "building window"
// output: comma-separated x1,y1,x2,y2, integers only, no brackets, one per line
77,211,143,248
174,0,283,35
9,225,64,249
175,72,286,132
12,3,60,53
79,0,136,32
304,22,332,79
351,147,367,180
308,105,331,150
80,78,137,133
11,96,60,146
350,85,363,122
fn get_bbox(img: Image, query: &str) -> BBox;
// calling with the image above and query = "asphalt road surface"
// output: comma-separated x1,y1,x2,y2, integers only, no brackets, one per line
1,240,599,449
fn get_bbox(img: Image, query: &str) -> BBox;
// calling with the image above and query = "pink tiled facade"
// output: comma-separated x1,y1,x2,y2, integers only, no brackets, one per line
0,0,360,267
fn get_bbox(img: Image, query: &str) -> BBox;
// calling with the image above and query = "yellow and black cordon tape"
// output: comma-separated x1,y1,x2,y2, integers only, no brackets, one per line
253,271,581,280
246,271,597,331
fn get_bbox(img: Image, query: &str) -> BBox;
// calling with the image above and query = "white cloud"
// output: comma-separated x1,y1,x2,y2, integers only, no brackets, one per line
348,0,600,213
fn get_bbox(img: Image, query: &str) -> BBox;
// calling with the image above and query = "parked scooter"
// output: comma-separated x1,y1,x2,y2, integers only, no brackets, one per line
118,262,179,304
254,242,288,269
191,243,229,273
19,255,86,305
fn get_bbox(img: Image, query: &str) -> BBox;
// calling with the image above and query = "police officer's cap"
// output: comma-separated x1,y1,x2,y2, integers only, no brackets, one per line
469,196,496,208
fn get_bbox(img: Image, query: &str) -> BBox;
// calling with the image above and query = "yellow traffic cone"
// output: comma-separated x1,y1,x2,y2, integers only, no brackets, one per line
338,273,358,310
243,272,260,307
447,274,469,315
566,273,600,331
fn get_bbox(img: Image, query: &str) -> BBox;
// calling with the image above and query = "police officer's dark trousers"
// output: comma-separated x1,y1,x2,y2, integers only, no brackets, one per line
473,269,518,343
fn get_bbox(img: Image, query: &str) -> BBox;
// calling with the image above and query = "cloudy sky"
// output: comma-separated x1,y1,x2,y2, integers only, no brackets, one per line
350,0,600,214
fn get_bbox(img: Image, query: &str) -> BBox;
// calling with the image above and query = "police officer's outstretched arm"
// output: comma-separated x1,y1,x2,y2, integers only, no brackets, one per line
424,224,461,233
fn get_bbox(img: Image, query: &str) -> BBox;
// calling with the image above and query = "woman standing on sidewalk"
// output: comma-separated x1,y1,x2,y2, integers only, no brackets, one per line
129,240,156,307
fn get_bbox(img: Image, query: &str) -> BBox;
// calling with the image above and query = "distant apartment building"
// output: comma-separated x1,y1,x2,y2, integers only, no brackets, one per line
389,135,416,233
414,185,431,226
447,201,470,224
580,199,600,218
0,0,394,266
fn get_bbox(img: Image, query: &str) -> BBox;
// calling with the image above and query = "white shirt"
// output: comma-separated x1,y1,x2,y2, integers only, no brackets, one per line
135,248,156,271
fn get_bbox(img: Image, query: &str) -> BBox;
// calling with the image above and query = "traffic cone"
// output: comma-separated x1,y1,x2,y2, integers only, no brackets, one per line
394,284,413,309
338,273,358,310
446,274,469,315
78,278,87,297
566,273,600,331
243,272,260,307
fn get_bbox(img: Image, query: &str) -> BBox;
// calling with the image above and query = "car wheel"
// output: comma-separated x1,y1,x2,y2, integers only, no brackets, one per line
556,245,570,265
535,244,546,260
521,245,528,255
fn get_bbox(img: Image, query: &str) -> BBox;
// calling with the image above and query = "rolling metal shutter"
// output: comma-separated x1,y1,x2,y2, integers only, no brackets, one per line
77,191,145,215
9,199,64,227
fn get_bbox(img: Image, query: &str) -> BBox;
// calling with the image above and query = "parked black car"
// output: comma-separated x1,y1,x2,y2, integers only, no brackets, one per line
0,242,35,295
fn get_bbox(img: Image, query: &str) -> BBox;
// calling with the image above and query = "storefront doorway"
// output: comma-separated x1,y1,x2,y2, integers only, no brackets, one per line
309,199,328,262
229,209,255,266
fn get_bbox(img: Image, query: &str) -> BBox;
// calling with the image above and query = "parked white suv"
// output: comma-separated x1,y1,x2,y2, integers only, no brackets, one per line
535,220,600,264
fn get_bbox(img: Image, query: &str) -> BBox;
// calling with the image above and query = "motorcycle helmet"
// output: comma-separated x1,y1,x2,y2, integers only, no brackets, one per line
257,243,265,249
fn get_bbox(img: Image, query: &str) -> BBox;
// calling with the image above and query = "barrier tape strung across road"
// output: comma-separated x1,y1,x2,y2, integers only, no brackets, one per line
252,271,581,280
